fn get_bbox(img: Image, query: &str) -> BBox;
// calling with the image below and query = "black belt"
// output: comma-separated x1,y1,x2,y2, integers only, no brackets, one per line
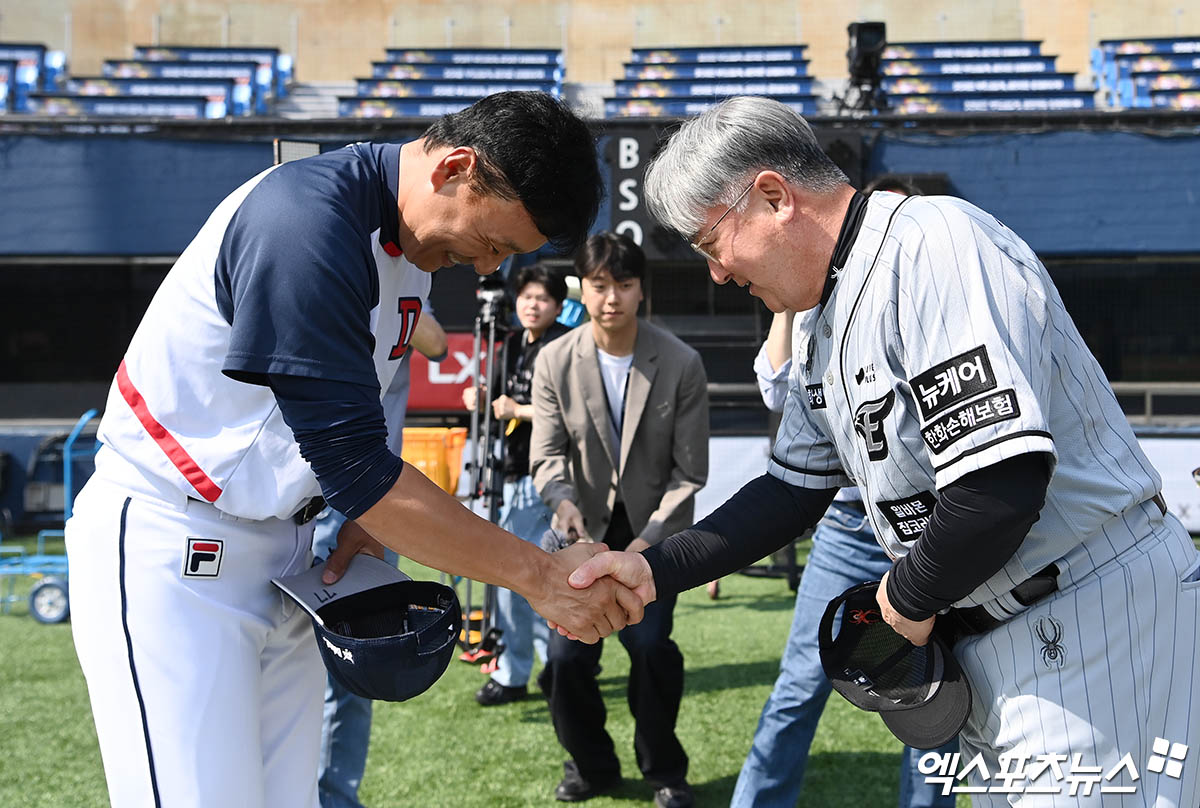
941,563,1060,641
940,493,1166,641
187,495,325,525
292,496,326,525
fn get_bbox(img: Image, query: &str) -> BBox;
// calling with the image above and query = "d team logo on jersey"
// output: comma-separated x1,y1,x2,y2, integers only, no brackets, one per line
875,491,938,541
183,537,224,578
910,346,996,421
853,390,895,461
388,297,423,360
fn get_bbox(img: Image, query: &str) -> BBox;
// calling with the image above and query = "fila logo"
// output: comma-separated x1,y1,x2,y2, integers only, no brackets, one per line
853,390,895,461
183,537,224,578
388,297,424,360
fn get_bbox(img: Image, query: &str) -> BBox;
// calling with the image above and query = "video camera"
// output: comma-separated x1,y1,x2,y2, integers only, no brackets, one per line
474,272,513,328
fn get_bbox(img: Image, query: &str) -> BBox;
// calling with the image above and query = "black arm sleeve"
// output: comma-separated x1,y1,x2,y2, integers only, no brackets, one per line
642,473,837,597
268,374,404,520
886,452,1052,621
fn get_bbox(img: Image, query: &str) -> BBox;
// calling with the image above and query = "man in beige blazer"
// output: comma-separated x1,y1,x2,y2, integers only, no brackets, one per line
530,233,708,808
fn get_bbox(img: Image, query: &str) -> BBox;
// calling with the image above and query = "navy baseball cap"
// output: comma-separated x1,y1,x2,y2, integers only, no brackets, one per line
272,555,461,702
818,581,971,749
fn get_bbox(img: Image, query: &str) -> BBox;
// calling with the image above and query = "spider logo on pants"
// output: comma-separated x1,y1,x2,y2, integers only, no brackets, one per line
1035,616,1066,669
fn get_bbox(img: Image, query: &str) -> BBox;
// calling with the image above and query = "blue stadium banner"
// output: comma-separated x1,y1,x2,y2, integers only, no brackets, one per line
65,77,246,116
889,91,1094,114
1115,53,1200,78
630,45,806,64
605,95,817,117
883,74,1075,94
1150,89,1200,110
1119,71,1200,107
883,57,1058,76
27,93,221,119
623,61,809,80
0,42,47,64
883,41,1042,60
354,78,558,98
1099,37,1200,57
614,78,816,98
338,96,473,117
103,60,266,113
370,62,560,81
133,45,291,96
1136,70,1200,92
384,48,561,66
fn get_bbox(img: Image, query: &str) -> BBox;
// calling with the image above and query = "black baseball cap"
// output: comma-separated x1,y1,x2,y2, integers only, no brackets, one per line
272,555,461,702
818,581,971,749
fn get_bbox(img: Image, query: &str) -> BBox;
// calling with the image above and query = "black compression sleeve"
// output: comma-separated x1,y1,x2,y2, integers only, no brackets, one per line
642,473,836,597
268,374,404,520
886,452,1051,621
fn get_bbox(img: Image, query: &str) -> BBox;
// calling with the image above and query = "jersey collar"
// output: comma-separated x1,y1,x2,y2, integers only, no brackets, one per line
819,189,868,309
379,142,404,257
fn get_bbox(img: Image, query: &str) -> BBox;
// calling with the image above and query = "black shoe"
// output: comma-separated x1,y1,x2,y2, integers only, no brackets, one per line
554,761,620,802
653,782,694,808
475,679,527,706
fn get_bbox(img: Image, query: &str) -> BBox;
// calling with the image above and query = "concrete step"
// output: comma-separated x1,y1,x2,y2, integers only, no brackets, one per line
273,81,351,119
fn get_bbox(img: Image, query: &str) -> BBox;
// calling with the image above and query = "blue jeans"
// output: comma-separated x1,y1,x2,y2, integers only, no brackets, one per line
311,510,399,808
491,476,551,687
731,501,959,808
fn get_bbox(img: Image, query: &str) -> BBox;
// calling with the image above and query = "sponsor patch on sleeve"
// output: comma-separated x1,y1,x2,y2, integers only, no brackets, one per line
875,491,937,542
921,389,1021,454
910,345,996,420
806,383,827,410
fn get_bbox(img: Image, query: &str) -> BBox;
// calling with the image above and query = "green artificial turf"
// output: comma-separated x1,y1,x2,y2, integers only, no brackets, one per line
0,536,975,807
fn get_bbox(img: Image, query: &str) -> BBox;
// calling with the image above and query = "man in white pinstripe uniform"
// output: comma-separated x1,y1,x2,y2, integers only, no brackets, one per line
569,96,1200,806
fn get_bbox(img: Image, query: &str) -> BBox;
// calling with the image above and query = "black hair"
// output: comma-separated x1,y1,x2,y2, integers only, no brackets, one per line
574,232,645,283
513,264,568,305
422,92,603,255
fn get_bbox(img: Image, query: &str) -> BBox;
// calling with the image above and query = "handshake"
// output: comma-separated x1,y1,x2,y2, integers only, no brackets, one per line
524,502,658,644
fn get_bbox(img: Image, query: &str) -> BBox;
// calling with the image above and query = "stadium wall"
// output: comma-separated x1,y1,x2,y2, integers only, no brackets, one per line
2,122,1199,257
2,0,1199,86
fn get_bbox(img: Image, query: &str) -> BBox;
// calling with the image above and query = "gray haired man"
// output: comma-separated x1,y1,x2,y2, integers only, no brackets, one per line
568,96,1200,807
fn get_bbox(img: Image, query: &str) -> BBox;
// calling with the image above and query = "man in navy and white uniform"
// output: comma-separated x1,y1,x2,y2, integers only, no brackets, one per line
65,92,641,808
573,96,1200,806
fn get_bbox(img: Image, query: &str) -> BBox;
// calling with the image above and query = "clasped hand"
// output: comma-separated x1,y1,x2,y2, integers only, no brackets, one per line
537,546,659,642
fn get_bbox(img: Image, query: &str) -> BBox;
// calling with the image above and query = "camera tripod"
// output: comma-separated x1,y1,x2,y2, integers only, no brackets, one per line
457,275,514,662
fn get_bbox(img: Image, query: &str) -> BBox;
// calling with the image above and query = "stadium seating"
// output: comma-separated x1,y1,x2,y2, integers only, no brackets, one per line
881,40,1093,114
1091,36,1200,110
14,44,292,119
0,42,67,113
339,47,563,118
605,45,817,118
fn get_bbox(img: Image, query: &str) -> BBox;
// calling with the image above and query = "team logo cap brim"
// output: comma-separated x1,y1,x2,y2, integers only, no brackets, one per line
273,554,460,702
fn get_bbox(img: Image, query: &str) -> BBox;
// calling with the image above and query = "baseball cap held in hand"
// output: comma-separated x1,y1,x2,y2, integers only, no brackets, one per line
818,581,971,749
273,554,461,702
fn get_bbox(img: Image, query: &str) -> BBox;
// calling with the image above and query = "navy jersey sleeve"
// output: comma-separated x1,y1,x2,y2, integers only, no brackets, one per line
215,164,381,388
